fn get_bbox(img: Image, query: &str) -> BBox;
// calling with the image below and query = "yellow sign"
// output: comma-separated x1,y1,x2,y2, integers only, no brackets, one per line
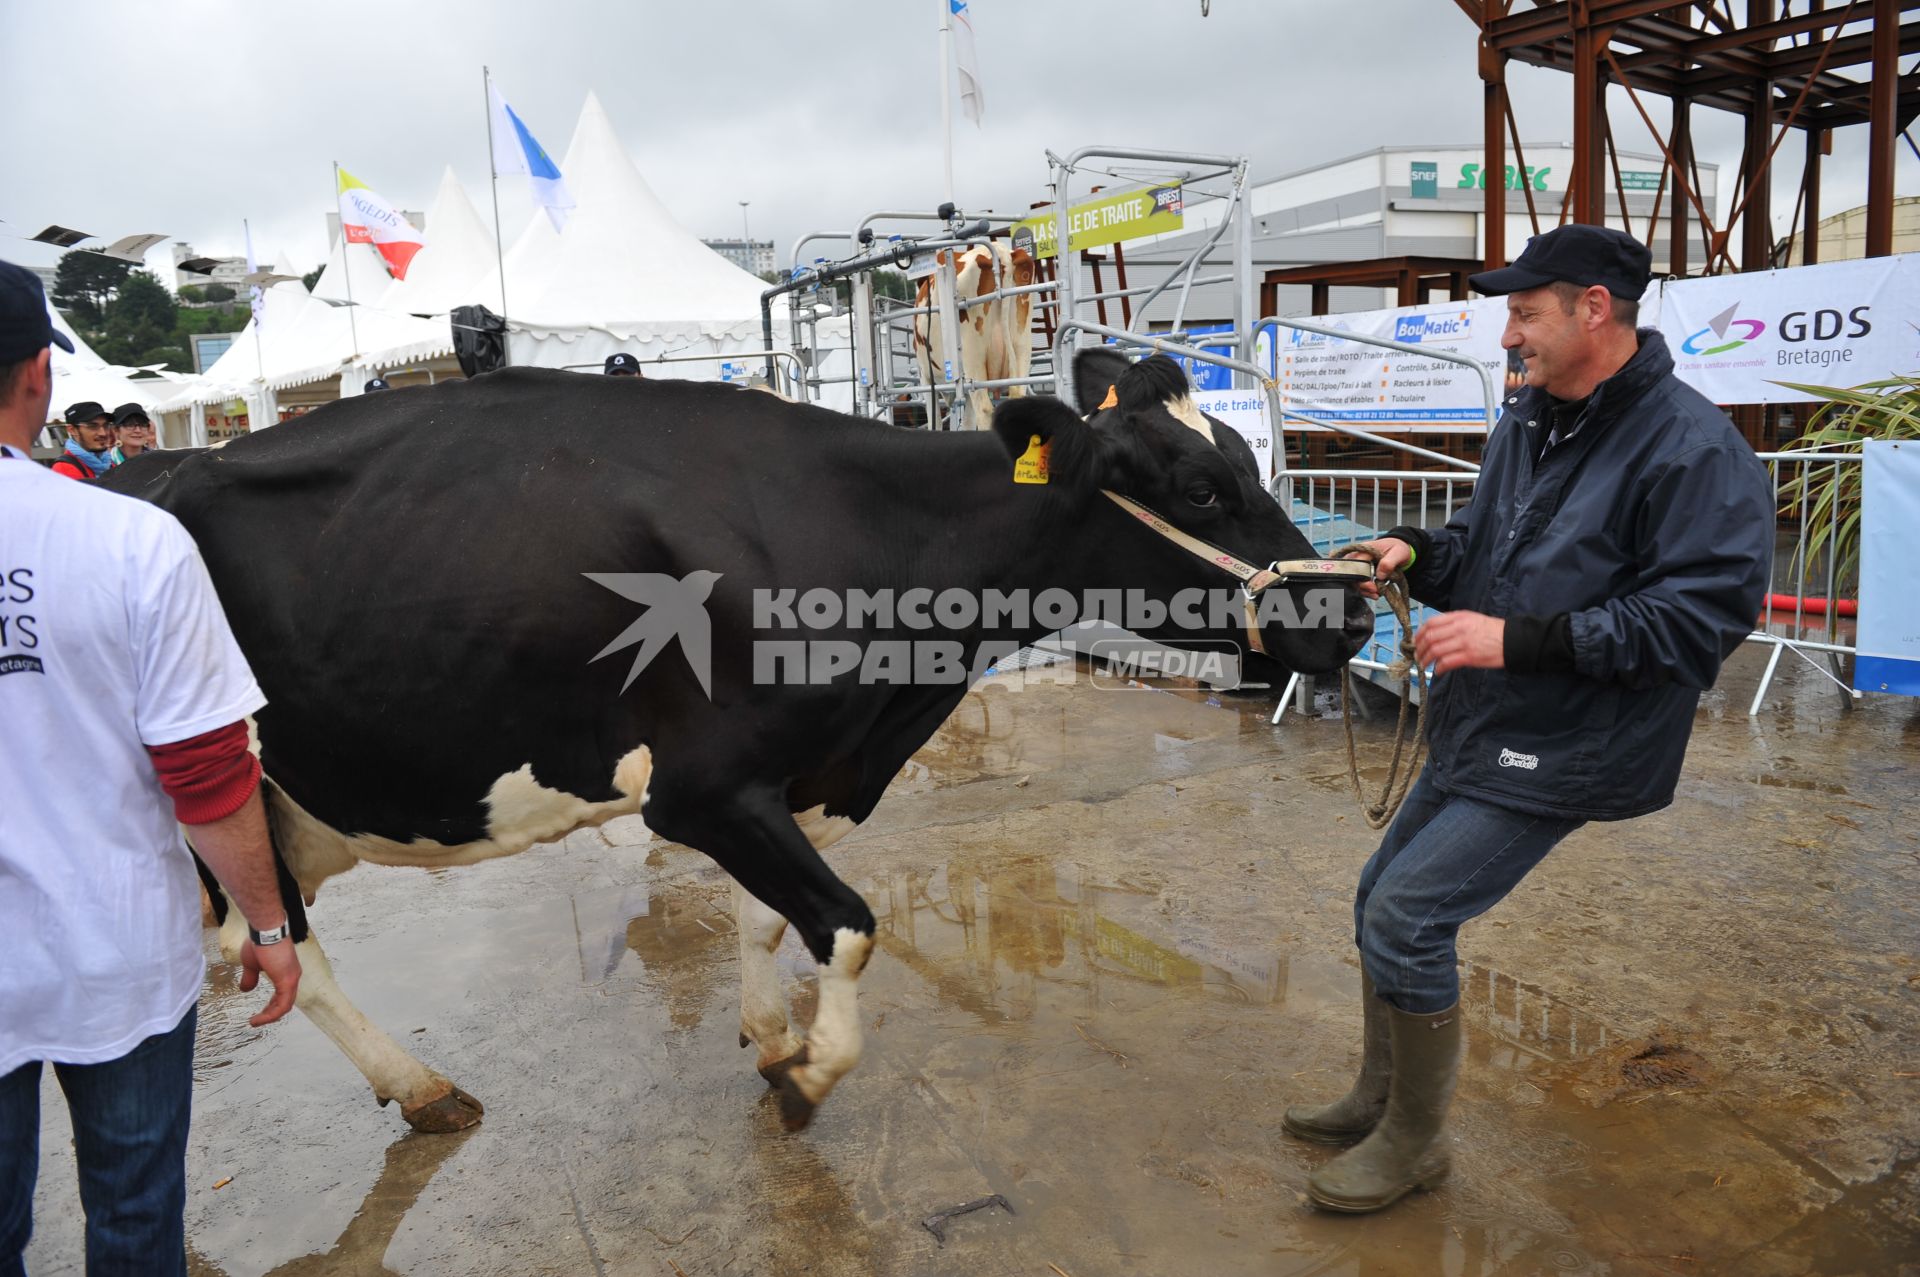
1011,182,1185,261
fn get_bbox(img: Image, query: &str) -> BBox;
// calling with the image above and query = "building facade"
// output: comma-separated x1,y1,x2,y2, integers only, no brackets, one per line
703,238,776,276
1118,142,1720,325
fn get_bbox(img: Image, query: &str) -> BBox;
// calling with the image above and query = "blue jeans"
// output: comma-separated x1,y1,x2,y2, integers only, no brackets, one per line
1355,770,1583,1014
0,1006,196,1277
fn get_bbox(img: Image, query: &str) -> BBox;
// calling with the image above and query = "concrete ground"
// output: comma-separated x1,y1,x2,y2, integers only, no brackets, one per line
24,641,1920,1276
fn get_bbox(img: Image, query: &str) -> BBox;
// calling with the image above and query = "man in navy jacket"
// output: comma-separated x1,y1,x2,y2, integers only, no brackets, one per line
1287,225,1773,1213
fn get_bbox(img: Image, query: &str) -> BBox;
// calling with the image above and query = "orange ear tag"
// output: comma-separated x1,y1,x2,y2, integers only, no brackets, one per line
1098,385,1119,409
1014,433,1052,485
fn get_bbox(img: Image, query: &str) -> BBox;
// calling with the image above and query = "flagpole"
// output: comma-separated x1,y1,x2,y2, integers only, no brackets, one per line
938,0,955,207
332,160,361,361
483,65,510,323
245,217,267,418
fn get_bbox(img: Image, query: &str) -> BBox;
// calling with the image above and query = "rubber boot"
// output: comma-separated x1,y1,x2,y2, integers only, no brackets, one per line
1306,1001,1461,1214
1283,973,1390,1145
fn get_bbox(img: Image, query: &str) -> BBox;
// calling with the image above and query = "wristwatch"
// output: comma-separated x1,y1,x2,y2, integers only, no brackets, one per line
249,921,289,947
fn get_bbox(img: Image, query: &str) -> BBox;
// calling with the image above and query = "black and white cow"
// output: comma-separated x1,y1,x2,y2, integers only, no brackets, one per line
103,353,1371,1133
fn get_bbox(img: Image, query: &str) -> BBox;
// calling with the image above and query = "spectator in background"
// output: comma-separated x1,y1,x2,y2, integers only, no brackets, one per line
51,402,116,480
112,403,157,461
604,353,643,378
363,377,392,393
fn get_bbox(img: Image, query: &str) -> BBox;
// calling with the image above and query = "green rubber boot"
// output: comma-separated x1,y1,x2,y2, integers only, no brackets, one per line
1283,973,1390,1145
1306,1001,1461,1213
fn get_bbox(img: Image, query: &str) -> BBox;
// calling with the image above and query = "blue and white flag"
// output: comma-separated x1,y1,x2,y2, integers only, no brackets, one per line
951,0,984,124
489,82,576,232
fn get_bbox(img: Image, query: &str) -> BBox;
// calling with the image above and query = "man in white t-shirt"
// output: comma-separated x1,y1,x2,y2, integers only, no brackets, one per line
0,259,302,1276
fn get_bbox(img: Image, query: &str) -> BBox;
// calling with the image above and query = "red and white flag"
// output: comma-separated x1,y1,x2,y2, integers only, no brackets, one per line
337,166,425,280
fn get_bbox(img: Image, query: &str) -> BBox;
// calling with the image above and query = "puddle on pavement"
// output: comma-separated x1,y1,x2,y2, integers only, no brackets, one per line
146,667,1917,1275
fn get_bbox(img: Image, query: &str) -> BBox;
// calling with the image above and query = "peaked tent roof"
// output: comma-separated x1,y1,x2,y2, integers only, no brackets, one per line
473,91,770,344
179,278,451,406
376,166,496,317
47,305,170,421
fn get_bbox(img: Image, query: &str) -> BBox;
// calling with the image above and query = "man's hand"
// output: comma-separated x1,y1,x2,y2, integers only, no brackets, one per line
239,936,302,1027
1339,537,1415,600
1414,610,1506,677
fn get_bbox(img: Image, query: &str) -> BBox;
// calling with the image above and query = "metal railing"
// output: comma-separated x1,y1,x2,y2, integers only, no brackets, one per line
1265,450,1868,719
563,350,804,397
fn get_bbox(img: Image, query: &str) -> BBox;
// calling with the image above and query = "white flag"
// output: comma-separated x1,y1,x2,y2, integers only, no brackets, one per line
950,0,984,124
244,221,264,331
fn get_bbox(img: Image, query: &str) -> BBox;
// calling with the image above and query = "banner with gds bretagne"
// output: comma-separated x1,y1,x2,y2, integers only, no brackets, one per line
1658,255,1920,405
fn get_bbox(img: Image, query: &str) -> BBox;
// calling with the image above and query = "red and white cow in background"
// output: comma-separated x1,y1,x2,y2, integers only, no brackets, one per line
912,240,1036,428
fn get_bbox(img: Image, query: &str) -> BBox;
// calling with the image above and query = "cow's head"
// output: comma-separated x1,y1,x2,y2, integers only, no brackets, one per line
991,352,1372,676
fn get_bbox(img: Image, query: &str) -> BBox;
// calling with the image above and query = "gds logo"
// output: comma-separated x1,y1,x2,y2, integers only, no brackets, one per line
1680,303,1767,356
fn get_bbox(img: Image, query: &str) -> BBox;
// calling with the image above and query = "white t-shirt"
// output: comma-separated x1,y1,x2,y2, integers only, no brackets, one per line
0,450,266,1074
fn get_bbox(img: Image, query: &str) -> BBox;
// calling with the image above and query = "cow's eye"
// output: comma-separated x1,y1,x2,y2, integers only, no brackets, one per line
1187,486,1218,508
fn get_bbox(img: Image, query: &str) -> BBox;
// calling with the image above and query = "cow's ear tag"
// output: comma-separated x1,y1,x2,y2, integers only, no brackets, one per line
1013,433,1051,485
1098,385,1118,410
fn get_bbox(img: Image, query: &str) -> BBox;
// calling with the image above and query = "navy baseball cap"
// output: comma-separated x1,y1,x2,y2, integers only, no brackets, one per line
363,376,392,392
604,353,641,375
112,402,152,425
65,400,109,425
1469,224,1653,300
1,259,76,364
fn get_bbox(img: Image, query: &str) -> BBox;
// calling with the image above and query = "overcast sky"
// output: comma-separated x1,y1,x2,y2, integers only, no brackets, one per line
2,1,1907,284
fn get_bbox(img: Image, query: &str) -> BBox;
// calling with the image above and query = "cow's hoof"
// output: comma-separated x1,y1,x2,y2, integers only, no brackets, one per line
401,1084,485,1133
774,1071,818,1132
756,1044,809,1090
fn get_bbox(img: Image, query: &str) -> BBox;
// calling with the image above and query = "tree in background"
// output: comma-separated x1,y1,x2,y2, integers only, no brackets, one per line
204,283,236,303
178,284,207,303
52,252,131,329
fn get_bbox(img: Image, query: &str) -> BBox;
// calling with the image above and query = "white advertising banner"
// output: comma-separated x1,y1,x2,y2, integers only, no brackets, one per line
1855,439,1920,698
1658,255,1920,404
1275,296,1507,433
1192,387,1275,480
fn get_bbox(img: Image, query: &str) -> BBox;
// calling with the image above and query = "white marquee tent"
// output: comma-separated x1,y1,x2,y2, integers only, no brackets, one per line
473,91,776,376
45,305,171,426
374,165,496,318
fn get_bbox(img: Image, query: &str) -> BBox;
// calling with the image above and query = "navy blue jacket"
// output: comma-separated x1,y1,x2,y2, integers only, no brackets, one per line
1392,330,1772,821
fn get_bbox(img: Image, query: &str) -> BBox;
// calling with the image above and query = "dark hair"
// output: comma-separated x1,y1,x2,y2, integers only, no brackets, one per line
1548,280,1638,329
0,354,31,407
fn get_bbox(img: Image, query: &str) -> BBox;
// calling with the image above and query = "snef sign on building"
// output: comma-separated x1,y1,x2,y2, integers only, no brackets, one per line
1012,183,1184,260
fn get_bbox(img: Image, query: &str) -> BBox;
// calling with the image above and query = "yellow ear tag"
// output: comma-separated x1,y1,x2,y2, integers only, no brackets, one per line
1098,385,1119,409
1013,433,1052,485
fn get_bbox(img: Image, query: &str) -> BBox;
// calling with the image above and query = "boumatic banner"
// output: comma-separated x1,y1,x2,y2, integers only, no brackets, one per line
1275,296,1509,432
1011,183,1183,260
1658,255,1920,404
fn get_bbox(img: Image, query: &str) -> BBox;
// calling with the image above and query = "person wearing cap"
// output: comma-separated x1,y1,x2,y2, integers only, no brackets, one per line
51,401,117,480
112,402,157,461
1286,225,1772,1214
604,353,643,377
362,376,392,393
0,258,301,1274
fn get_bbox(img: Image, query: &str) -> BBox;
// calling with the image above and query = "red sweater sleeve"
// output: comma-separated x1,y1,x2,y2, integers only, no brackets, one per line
146,720,261,825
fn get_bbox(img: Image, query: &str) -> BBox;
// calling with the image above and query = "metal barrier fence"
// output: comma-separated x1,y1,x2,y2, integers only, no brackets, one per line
1269,449,1867,718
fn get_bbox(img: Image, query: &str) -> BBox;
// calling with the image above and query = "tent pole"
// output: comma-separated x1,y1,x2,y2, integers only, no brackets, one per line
483,66,509,326
333,160,361,363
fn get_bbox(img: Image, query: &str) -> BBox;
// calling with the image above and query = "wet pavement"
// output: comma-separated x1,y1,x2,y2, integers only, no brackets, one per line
25,643,1920,1276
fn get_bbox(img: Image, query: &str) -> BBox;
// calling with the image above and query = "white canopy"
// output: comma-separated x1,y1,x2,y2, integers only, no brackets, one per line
46,306,171,424
474,91,775,374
